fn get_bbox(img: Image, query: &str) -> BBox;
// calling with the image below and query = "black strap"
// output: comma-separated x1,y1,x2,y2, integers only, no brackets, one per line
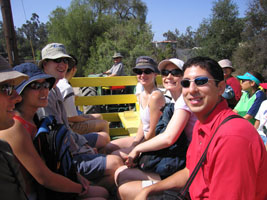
179,114,243,196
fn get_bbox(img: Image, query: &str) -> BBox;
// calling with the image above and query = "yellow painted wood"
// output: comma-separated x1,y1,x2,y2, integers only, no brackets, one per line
101,113,120,122
118,111,140,136
70,75,162,87
109,128,129,136
74,94,137,106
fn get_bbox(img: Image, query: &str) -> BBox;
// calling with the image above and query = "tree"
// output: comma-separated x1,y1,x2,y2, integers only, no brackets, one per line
16,13,48,61
195,0,244,61
47,0,150,76
232,0,267,77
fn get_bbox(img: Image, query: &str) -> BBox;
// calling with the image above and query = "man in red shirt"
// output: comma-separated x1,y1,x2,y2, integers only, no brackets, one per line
135,57,267,200
218,59,242,109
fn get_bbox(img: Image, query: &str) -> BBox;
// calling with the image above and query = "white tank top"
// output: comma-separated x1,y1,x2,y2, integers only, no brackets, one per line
139,90,159,136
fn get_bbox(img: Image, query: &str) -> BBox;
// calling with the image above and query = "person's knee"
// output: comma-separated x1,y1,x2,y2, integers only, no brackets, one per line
114,165,128,186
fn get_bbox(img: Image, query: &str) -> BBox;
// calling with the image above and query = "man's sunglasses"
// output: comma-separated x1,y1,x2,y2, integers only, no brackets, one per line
161,69,182,77
133,68,154,75
48,58,69,64
28,81,51,90
180,77,218,88
0,84,15,96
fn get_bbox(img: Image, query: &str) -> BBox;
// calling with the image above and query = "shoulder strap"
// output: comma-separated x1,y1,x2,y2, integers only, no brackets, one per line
179,114,243,196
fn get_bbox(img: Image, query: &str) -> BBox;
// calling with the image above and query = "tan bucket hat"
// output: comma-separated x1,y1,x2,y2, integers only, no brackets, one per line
0,55,28,86
38,43,74,68
218,59,235,72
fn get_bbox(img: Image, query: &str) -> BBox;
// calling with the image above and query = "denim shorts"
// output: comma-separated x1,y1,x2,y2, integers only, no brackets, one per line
73,153,106,180
83,132,98,147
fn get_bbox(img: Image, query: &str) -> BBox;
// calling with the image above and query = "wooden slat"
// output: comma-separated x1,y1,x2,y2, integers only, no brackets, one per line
70,76,138,87
109,128,129,136
101,113,120,122
70,75,162,87
75,94,137,106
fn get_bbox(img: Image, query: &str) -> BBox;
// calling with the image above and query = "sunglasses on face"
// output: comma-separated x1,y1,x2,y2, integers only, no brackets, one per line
0,84,15,96
133,68,154,75
241,79,250,83
161,69,182,77
28,81,51,90
48,58,69,64
180,77,218,88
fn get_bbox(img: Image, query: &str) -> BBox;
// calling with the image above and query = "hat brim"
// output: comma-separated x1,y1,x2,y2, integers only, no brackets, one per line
133,65,159,74
15,74,56,94
112,56,123,59
158,59,183,71
221,66,235,72
38,54,75,68
0,69,28,86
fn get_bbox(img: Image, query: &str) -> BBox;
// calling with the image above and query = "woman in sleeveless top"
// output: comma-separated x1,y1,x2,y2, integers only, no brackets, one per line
114,58,198,199
0,63,109,200
105,56,165,160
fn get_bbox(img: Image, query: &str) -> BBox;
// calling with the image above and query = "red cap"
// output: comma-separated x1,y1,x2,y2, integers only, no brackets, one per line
260,83,267,89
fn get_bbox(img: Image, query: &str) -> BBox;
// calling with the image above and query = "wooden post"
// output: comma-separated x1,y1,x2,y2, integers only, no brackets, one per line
0,0,19,66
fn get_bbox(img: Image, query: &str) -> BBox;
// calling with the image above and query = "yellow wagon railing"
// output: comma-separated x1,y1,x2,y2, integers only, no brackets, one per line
70,75,162,137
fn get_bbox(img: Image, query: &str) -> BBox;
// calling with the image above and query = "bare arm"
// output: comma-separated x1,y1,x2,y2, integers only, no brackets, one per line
126,109,190,166
243,113,253,121
2,120,83,194
144,91,165,140
254,120,260,129
135,167,190,200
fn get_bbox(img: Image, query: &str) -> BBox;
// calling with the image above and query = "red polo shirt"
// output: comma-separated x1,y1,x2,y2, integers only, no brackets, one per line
186,100,267,200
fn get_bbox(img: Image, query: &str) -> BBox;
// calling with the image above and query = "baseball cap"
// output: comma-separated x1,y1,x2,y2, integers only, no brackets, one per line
14,63,56,94
218,59,235,72
0,55,28,86
158,58,184,71
133,56,159,73
38,43,74,68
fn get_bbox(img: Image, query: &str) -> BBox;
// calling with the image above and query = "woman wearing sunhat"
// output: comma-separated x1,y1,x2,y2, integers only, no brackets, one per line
0,63,109,199
233,71,266,124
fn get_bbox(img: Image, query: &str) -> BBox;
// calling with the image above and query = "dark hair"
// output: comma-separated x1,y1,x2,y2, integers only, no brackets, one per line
67,54,78,72
248,71,264,88
183,56,224,85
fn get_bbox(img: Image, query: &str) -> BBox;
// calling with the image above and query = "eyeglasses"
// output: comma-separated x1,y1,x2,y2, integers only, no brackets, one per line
133,68,154,75
161,69,182,77
0,84,15,96
180,77,219,88
49,58,69,64
28,81,51,90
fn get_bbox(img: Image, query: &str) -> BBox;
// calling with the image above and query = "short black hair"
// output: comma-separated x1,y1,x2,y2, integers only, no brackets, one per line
183,56,224,85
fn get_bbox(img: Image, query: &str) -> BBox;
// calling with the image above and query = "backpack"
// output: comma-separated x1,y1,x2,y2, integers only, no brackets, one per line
33,115,78,200
137,103,188,179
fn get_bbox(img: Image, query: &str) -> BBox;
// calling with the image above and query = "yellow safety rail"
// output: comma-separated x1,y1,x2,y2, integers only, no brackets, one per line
70,75,162,137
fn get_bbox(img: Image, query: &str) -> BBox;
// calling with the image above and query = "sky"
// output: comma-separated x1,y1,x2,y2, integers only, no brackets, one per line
4,0,250,41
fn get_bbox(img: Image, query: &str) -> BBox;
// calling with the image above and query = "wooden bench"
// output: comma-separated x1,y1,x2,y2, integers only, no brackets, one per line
70,75,162,137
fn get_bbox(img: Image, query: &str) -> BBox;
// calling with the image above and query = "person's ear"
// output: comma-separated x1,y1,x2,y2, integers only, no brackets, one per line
218,80,226,96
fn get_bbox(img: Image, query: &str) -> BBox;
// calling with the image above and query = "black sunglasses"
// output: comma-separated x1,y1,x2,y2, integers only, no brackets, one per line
133,68,154,75
181,77,219,88
161,69,182,77
28,81,51,90
0,84,15,96
49,58,69,64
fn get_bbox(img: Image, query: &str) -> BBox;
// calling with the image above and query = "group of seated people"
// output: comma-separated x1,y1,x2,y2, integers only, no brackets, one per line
0,42,266,200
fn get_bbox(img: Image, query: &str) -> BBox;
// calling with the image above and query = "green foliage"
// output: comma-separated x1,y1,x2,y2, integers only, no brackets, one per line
15,13,48,61
46,0,150,76
195,0,244,61
232,0,267,78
